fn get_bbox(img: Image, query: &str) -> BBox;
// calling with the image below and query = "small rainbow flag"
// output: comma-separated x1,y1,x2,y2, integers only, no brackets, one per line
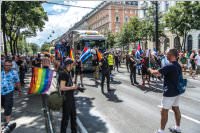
28,67,54,94
70,48,75,61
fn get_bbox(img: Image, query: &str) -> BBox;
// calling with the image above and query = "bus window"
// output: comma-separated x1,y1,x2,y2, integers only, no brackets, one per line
81,40,105,49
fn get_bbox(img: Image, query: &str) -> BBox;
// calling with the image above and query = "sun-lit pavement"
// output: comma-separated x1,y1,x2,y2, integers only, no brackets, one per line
1,71,46,133
2,65,199,133
75,64,200,133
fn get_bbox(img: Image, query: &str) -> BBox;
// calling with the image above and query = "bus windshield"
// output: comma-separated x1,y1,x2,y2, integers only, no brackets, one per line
81,40,105,49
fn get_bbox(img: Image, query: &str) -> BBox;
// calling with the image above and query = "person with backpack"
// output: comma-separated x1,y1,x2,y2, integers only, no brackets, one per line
59,58,78,133
148,49,183,133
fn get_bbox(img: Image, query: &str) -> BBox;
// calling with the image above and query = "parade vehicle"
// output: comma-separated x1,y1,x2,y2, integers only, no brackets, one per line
68,30,106,71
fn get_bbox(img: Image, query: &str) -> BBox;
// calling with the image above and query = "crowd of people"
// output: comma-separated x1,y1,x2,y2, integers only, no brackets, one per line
1,48,200,133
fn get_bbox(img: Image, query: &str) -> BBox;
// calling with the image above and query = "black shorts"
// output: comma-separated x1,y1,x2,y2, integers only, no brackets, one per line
142,67,149,75
1,91,14,116
75,70,82,75
109,65,113,71
192,64,196,70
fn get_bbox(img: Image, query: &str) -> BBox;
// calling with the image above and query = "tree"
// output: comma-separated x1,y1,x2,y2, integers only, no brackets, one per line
1,1,48,55
106,32,116,48
30,43,39,54
41,43,50,52
163,1,200,50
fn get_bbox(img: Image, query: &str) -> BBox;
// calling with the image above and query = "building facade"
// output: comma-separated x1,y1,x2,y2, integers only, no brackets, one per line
86,1,138,34
66,1,138,35
138,1,200,52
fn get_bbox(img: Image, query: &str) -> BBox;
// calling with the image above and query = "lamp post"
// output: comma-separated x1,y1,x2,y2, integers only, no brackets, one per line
154,1,159,52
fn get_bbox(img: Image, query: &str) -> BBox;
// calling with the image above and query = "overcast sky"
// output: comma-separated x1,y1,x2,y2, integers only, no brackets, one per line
26,1,102,46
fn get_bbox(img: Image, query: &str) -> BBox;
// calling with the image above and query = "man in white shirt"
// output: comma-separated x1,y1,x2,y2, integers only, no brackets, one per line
195,49,200,75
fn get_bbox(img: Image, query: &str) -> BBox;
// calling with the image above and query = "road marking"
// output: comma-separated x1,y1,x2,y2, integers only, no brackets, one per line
157,105,200,124
77,117,88,133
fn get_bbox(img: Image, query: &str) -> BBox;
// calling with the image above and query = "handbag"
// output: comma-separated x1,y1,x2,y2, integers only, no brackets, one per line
47,77,63,111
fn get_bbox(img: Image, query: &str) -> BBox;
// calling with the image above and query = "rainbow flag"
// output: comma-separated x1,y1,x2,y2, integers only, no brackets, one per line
28,67,54,94
70,48,75,61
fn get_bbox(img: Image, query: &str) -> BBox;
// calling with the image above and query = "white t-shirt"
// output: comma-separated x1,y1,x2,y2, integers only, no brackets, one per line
195,54,200,65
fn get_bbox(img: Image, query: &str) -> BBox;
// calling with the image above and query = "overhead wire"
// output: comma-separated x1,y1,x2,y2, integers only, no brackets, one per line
45,1,150,11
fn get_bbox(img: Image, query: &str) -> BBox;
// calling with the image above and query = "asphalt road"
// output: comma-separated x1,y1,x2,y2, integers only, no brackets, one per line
75,65,200,133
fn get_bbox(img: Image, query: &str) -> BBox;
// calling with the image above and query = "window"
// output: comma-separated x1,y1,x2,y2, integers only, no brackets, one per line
143,10,146,17
198,34,200,49
116,16,119,22
125,16,129,22
165,1,169,11
187,35,193,51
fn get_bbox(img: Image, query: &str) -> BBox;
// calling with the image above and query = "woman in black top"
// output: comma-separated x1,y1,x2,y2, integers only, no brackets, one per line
59,58,78,133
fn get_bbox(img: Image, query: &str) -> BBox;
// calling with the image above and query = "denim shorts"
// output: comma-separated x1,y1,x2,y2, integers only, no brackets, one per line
1,91,14,116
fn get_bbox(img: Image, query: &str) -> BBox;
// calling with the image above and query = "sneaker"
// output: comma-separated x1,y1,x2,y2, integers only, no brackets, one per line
169,127,181,133
2,122,16,133
134,82,139,85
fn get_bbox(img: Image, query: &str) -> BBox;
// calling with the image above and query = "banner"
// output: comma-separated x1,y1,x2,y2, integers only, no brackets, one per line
28,68,54,94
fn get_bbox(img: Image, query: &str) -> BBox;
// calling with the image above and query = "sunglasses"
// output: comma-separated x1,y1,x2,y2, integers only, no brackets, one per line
4,65,12,67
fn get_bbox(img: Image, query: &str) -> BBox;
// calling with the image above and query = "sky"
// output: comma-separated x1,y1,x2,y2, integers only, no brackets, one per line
26,1,102,46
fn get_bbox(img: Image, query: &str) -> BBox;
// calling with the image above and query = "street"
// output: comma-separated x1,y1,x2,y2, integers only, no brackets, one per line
75,64,200,133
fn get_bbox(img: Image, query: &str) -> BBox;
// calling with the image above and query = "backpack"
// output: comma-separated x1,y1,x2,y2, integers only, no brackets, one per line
177,65,187,94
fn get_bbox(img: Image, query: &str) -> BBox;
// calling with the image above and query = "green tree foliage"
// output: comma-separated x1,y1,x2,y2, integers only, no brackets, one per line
41,43,50,52
1,1,48,55
30,43,40,54
106,32,116,48
117,7,165,50
163,1,200,49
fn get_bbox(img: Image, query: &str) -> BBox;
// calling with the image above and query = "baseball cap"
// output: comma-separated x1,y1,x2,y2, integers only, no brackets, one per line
64,58,73,66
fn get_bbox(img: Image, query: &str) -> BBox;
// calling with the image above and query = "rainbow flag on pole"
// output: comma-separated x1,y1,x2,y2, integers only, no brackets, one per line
70,48,75,61
28,67,54,94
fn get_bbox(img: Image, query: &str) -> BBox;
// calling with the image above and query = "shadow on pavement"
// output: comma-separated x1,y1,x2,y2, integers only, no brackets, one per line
76,96,108,133
10,95,46,133
1,69,46,133
103,89,123,103
136,84,163,94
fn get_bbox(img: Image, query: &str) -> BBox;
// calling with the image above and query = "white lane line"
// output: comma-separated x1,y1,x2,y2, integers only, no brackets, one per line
77,117,88,133
157,105,200,124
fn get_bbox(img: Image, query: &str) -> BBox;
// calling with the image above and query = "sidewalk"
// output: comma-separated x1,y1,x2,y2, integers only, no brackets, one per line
1,72,46,133
1,68,86,133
